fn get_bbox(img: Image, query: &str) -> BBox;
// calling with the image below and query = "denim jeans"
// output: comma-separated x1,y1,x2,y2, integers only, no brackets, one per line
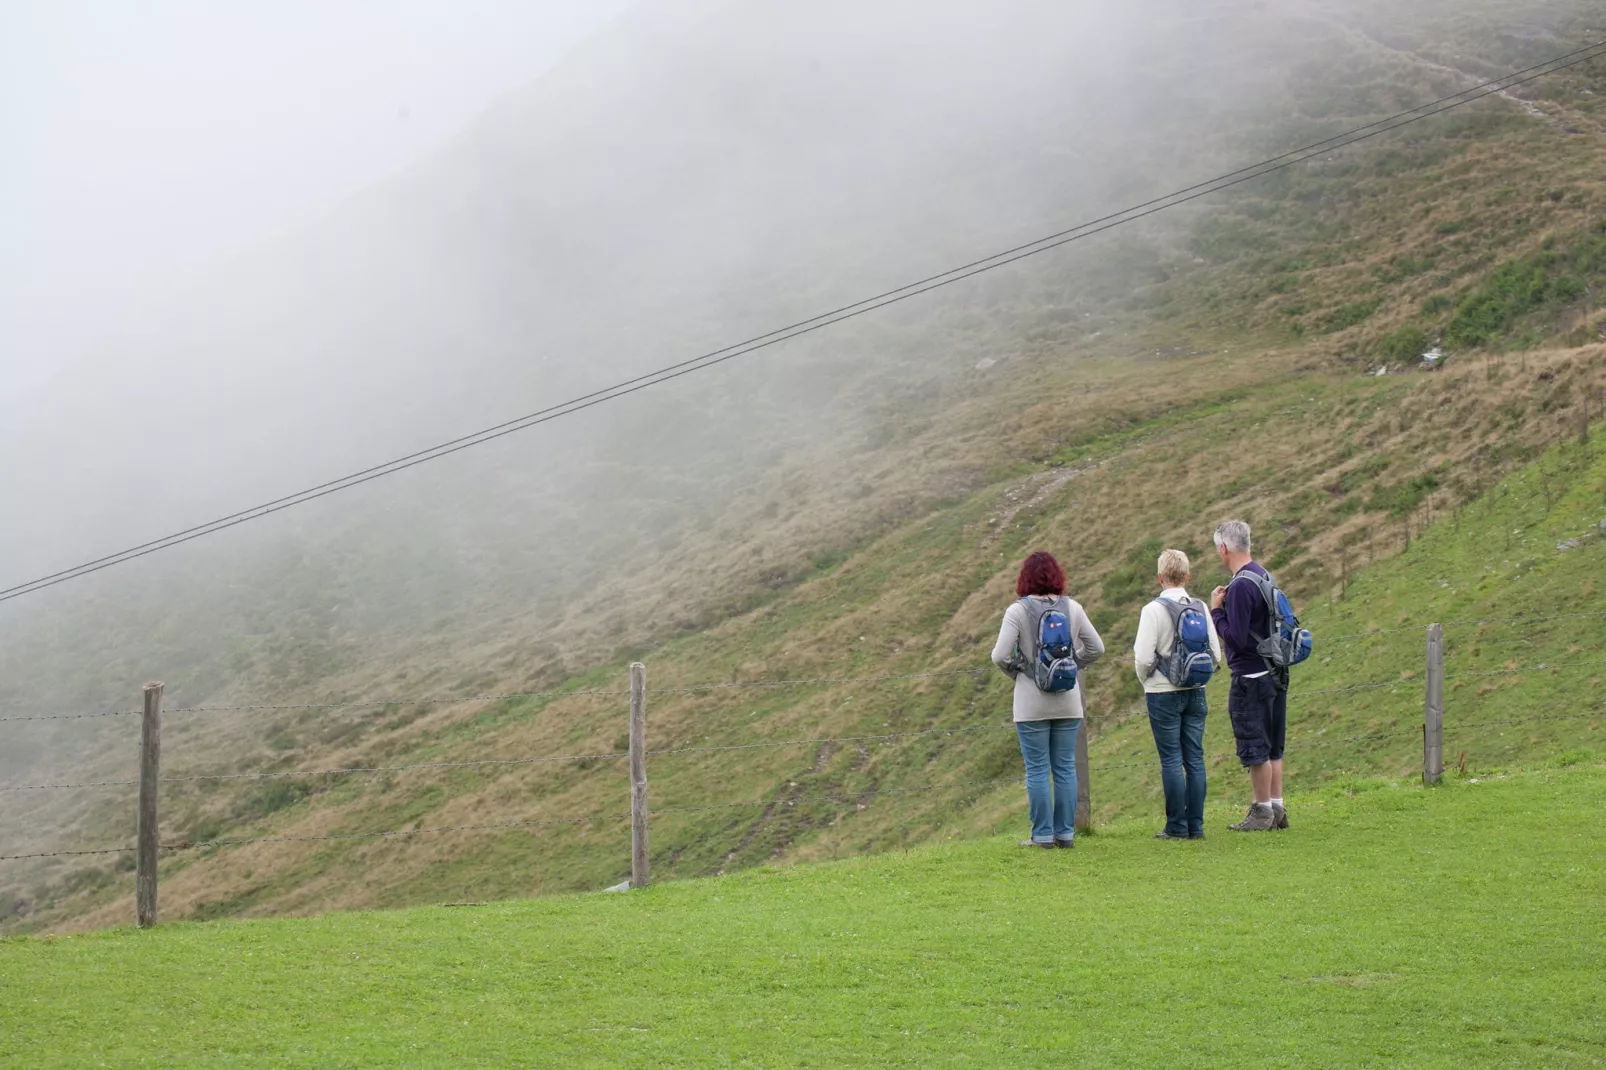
1146,689,1208,837
1016,718,1080,844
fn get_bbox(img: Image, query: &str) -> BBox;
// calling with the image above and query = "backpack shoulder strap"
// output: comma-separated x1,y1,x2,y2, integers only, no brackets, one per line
1235,568,1278,615
1017,597,1042,655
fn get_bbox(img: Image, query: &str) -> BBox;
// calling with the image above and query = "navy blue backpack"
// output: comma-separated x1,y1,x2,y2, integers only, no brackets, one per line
1239,569,1314,670
1151,596,1217,689
1017,596,1079,694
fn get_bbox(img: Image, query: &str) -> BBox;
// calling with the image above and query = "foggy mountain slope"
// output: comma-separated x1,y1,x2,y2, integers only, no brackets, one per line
0,0,1340,711
4,0,1606,929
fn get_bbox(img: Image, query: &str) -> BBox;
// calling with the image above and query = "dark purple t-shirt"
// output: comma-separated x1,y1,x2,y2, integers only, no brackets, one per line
1210,561,1272,679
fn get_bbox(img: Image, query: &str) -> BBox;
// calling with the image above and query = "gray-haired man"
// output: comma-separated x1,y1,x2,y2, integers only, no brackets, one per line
1208,520,1287,832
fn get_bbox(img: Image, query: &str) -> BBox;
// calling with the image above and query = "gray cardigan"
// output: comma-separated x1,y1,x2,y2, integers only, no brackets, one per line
990,595,1105,722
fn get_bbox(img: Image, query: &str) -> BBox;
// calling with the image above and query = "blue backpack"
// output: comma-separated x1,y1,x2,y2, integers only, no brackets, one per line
1239,569,1314,670
1150,596,1217,689
1017,596,1079,694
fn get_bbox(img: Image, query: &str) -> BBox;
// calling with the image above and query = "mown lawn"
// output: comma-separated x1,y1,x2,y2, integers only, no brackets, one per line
3,764,1604,1067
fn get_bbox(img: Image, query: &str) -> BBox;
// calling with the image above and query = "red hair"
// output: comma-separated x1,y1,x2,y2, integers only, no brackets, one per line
1016,551,1066,597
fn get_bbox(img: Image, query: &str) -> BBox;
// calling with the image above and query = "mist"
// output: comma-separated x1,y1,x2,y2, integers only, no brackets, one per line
1,0,1330,722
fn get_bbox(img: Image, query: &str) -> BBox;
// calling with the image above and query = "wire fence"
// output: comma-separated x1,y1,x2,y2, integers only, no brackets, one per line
0,614,1600,916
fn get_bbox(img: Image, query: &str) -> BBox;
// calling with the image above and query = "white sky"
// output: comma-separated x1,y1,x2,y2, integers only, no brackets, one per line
0,0,634,398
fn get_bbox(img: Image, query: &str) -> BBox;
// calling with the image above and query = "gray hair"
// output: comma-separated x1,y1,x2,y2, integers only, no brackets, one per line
1213,519,1252,554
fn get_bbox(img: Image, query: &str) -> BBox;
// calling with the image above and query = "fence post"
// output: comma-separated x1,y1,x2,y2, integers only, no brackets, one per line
136,681,163,928
1074,718,1092,833
629,662,649,889
1423,625,1444,786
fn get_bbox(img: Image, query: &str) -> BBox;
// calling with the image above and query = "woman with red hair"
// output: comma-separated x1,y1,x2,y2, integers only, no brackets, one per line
990,550,1104,848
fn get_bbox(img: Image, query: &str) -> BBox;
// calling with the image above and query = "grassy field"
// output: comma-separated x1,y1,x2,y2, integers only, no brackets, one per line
3,763,1603,1067
5,1,1606,932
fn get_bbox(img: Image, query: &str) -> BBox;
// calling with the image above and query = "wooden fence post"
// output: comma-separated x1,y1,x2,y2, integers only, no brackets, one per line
136,681,163,928
1423,625,1444,786
629,663,649,889
1074,718,1092,833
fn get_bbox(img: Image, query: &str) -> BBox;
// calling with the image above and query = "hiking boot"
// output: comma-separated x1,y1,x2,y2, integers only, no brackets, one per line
1228,803,1276,831
1018,840,1055,849
1272,802,1289,830
1188,832,1206,840
1054,838,1075,849
1153,830,1189,840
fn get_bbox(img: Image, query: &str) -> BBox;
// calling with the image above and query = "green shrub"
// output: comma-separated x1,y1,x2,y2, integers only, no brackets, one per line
248,782,305,818
1376,324,1428,362
1444,221,1606,349
1365,474,1440,517
1318,300,1380,334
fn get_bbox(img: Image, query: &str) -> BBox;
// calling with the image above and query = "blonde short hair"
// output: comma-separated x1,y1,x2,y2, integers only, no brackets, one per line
1157,548,1191,587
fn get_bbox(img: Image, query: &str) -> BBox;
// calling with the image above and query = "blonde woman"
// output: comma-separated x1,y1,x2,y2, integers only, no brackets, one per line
1133,549,1222,840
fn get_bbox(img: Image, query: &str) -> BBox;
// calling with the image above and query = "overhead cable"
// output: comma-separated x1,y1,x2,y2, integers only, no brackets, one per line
3,39,1602,604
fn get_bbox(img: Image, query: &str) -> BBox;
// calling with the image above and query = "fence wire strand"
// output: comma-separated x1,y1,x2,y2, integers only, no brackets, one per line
646,668,987,694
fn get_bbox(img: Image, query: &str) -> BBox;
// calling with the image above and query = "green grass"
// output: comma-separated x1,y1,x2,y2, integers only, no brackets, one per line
3,765,1604,1067
7,3,1606,931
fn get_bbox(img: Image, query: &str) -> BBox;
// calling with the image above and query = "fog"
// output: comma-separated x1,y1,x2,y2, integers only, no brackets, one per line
0,0,633,400
0,0,1316,718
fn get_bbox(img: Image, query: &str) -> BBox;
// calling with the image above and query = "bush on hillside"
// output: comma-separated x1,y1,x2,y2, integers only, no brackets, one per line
1319,300,1381,334
1444,220,1606,350
1376,324,1429,363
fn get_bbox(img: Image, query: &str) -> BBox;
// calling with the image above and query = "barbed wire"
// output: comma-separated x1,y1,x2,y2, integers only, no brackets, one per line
0,814,614,860
1446,710,1603,731
648,723,1013,757
0,686,627,724
0,844,138,861
1443,610,1606,630
1321,625,1423,643
0,709,140,724
0,670,985,726
164,687,628,714
0,724,1014,795
1317,610,1606,645
0,777,139,794
1295,678,1420,697
1090,726,1420,773
1445,656,1606,680
648,776,1025,816
646,668,987,694
158,751,627,784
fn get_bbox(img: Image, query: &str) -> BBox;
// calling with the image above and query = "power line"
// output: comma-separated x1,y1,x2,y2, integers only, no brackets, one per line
4,41,1601,605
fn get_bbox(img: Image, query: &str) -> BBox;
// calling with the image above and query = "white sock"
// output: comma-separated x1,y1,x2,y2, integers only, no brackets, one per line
1271,797,1284,808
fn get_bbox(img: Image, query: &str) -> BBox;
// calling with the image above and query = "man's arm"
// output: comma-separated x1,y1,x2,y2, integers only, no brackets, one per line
1211,579,1258,660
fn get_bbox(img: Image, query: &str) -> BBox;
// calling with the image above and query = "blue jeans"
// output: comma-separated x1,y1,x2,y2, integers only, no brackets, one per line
1146,689,1208,837
1016,718,1080,844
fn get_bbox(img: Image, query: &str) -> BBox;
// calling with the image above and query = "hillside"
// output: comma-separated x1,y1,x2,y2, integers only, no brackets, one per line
3,0,1606,932
3,765,1603,1066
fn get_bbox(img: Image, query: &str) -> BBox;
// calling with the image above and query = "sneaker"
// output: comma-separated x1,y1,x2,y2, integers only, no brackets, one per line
1228,803,1276,831
1153,830,1189,840
1188,832,1205,840
1018,839,1055,849
1272,802,1289,830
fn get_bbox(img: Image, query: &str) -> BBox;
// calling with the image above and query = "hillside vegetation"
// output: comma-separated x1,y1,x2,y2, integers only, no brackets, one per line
3,0,1606,932
3,766,1603,1066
